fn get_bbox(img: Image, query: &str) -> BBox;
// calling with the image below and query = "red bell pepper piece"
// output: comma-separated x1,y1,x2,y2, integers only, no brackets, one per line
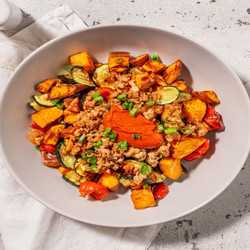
153,182,169,200
39,144,56,154
98,87,115,100
184,138,210,161
204,105,224,130
79,181,108,200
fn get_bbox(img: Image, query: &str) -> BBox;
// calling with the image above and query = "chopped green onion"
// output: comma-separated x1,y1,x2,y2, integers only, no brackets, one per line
143,183,149,189
158,124,164,132
117,93,127,101
78,134,86,143
165,119,177,124
152,54,159,61
108,132,117,142
146,100,155,106
103,127,111,137
164,127,178,134
35,145,40,151
87,155,97,165
140,164,149,174
115,57,123,64
128,101,134,110
104,104,111,110
181,127,194,135
130,107,138,117
56,101,64,109
60,121,66,125
132,134,141,139
117,140,129,150
85,149,94,154
93,141,102,147
90,165,99,173
117,173,121,179
92,91,100,99
51,99,60,105
158,154,164,159
65,65,72,73
94,96,104,102
81,154,87,161
123,102,129,110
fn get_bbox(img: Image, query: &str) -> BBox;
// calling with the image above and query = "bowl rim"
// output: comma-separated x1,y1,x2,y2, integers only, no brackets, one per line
0,24,250,227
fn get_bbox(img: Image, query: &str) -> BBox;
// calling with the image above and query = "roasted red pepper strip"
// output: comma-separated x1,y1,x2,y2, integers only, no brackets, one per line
153,182,169,200
204,105,224,130
184,138,210,161
39,144,56,154
79,181,108,200
98,87,115,100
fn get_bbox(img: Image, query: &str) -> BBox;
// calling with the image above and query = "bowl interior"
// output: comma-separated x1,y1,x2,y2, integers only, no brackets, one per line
0,26,250,227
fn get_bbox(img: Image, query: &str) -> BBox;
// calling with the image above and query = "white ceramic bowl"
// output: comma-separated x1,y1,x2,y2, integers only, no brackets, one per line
0,25,250,227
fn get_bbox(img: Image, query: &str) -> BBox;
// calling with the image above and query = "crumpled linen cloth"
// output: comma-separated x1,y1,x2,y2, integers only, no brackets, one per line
0,5,163,250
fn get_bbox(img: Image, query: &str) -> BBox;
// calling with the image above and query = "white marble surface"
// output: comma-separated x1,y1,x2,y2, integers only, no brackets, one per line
1,0,250,249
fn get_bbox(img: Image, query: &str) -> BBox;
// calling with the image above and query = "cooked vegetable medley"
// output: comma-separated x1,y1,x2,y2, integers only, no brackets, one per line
27,51,225,209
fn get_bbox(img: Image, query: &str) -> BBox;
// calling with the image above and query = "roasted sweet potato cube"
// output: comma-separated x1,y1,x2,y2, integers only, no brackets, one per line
171,80,190,92
95,63,103,68
63,98,74,108
192,91,220,104
43,124,65,145
36,79,61,93
98,173,120,191
129,54,149,66
108,52,130,73
131,187,156,209
171,137,207,159
61,126,79,138
142,61,166,74
69,51,95,73
67,97,80,113
64,114,78,124
159,157,183,180
163,60,183,84
183,98,207,121
31,107,63,128
135,72,156,90
49,84,88,100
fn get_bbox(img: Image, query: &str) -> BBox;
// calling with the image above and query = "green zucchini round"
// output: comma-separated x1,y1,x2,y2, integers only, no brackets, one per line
154,86,180,105
33,93,56,107
71,66,95,87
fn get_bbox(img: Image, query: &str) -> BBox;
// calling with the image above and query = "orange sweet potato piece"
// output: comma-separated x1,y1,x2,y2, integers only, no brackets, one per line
43,124,65,145
163,60,183,84
131,187,156,209
171,80,190,92
135,72,156,90
142,61,166,74
95,63,103,68
183,98,207,121
67,97,80,113
61,126,79,138
171,137,207,159
159,157,183,180
58,166,70,175
152,75,167,91
49,84,88,100
31,107,63,128
192,91,220,104
108,52,130,73
98,173,120,191
64,114,78,124
129,54,149,66
63,98,74,108
36,79,61,93
69,51,95,73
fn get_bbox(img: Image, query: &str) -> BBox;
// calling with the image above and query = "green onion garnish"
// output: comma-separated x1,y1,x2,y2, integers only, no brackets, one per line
117,93,127,101
81,154,87,160
128,101,134,110
103,127,111,137
78,134,86,143
130,107,138,117
90,165,99,173
104,104,111,110
123,102,129,110
140,164,149,174
117,140,129,150
85,149,94,154
35,145,40,151
115,57,123,64
181,127,194,135
164,127,178,134
158,154,164,159
146,100,155,106
87,155,97,165
132,134,141,139
51,99,60,105
93,141,102,147
94,96,104,102
60,121,66,125
65,65,72,73
158,124,164,132
56,101,64,109
108,132,117,142
165,120,177,124
117,173,121,179
92,91,100,99
151,54,159,61
143,183,149,189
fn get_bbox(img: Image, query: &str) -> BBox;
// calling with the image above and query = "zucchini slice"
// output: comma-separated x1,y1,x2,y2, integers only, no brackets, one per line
55,141,76,169
92,64,114,88
28,101,46,111
57,75,75,84
71,66,95,87
33,93,56,107
154,86,180,105
177,91,192,103
74,158,88,177
62,170,88,187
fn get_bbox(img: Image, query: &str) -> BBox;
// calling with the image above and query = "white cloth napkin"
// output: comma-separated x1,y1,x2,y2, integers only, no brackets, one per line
0,5,163,250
